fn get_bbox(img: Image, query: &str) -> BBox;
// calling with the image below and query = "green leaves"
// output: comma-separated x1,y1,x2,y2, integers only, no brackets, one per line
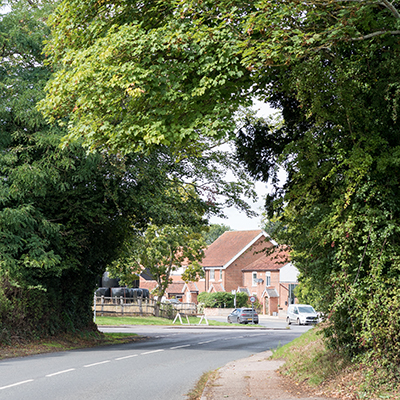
197,291,248,308
109,223,206,302
39,1,253,153
7,0,400,370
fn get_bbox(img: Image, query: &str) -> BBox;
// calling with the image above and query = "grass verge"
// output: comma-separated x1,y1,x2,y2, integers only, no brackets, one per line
271,326,346,387
270,326,400,399
95,315,246,327
0,330,140,361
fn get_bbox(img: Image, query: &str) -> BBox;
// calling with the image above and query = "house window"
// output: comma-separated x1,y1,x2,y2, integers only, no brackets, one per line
265,272,271,287
210,269,215,281
288,283,296,304
219,269,223,281
252,272,257,286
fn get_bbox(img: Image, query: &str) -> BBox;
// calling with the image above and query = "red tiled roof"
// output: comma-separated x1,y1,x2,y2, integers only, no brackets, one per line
139,280,158,291
201,230,266,268
242,249,290,271
140,275,205,295
166,282,185,294
208,282,225,293
195,280,206,292
184,282,199,292
171,275,184,282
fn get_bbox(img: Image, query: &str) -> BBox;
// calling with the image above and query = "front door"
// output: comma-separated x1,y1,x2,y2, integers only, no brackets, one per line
264,297,269,315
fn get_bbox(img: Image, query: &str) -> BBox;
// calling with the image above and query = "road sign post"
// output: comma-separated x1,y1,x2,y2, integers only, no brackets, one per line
250,296,255,324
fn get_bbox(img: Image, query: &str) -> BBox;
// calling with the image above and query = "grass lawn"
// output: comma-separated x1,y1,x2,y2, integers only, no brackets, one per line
95,315,242,326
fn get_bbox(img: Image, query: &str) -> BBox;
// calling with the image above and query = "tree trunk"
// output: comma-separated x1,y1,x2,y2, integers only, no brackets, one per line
154,301,161,318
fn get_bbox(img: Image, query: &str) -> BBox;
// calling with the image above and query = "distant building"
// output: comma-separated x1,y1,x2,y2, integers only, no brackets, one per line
201,230,298,315
140,229,299,315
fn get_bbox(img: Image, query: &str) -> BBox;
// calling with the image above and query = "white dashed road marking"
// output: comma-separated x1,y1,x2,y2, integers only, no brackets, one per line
46,369,75,377
141,349,165,355
170,344,190,350
0,335,241,391
0,380,34,390
84,360,111,368
115,354,139,361
198,339,216,344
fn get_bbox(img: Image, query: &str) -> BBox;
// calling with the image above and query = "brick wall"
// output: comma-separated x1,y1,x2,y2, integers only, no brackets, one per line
243,270,264,300
270,270,280,289
242,269,282,315
223,238,274,292
269,297,279,315
279,283,291,311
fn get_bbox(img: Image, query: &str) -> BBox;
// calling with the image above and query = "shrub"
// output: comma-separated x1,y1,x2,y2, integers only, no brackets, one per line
197,292,248,308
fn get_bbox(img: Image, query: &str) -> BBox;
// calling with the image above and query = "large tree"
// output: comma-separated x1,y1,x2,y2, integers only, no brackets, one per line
235,1,400,369
40,0,400,373
0,1,256,340
235,0,400,372
202,223,232,246
109,223,206,316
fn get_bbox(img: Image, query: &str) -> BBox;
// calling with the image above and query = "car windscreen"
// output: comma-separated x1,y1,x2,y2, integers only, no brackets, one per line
298,306,316,313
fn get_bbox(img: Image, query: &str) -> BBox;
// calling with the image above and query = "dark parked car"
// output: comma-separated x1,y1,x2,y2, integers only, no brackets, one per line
227,308,258,324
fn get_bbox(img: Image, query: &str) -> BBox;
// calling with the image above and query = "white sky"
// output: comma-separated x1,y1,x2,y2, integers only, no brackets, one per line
0,4,10,13
209,100,278,231
208,180,269,231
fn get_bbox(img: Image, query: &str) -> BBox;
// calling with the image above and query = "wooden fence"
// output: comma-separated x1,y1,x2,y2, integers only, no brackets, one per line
93,296,197,319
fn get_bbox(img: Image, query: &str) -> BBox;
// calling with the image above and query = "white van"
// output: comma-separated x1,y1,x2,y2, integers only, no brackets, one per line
287,304,318,325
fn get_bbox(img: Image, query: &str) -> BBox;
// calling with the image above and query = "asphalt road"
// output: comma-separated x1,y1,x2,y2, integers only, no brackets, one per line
0,321,312,400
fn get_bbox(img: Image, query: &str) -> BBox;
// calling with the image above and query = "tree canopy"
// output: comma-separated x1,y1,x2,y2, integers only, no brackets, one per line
0,0,256,339
39,0,400,374
202,223,232,245
234,0,400,372
38,0,254,153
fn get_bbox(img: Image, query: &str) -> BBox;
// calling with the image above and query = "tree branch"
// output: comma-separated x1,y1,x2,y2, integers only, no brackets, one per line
352,30,400,40
379,0,400,19
333,0,400,19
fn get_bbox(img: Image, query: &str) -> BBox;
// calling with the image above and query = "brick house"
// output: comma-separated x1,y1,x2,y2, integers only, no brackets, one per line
201,230,299,315
201,230,275,293
242,249,298,315
138,229,299,314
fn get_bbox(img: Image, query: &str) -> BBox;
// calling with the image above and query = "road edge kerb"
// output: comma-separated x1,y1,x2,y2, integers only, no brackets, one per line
100,325,289,330
199,368,221,400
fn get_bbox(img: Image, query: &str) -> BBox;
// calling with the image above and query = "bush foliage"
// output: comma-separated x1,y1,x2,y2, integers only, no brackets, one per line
198,292,248,308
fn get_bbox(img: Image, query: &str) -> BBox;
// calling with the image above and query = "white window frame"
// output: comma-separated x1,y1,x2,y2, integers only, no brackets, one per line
265,271,271,287
252,271,257,286
210,269,215,281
